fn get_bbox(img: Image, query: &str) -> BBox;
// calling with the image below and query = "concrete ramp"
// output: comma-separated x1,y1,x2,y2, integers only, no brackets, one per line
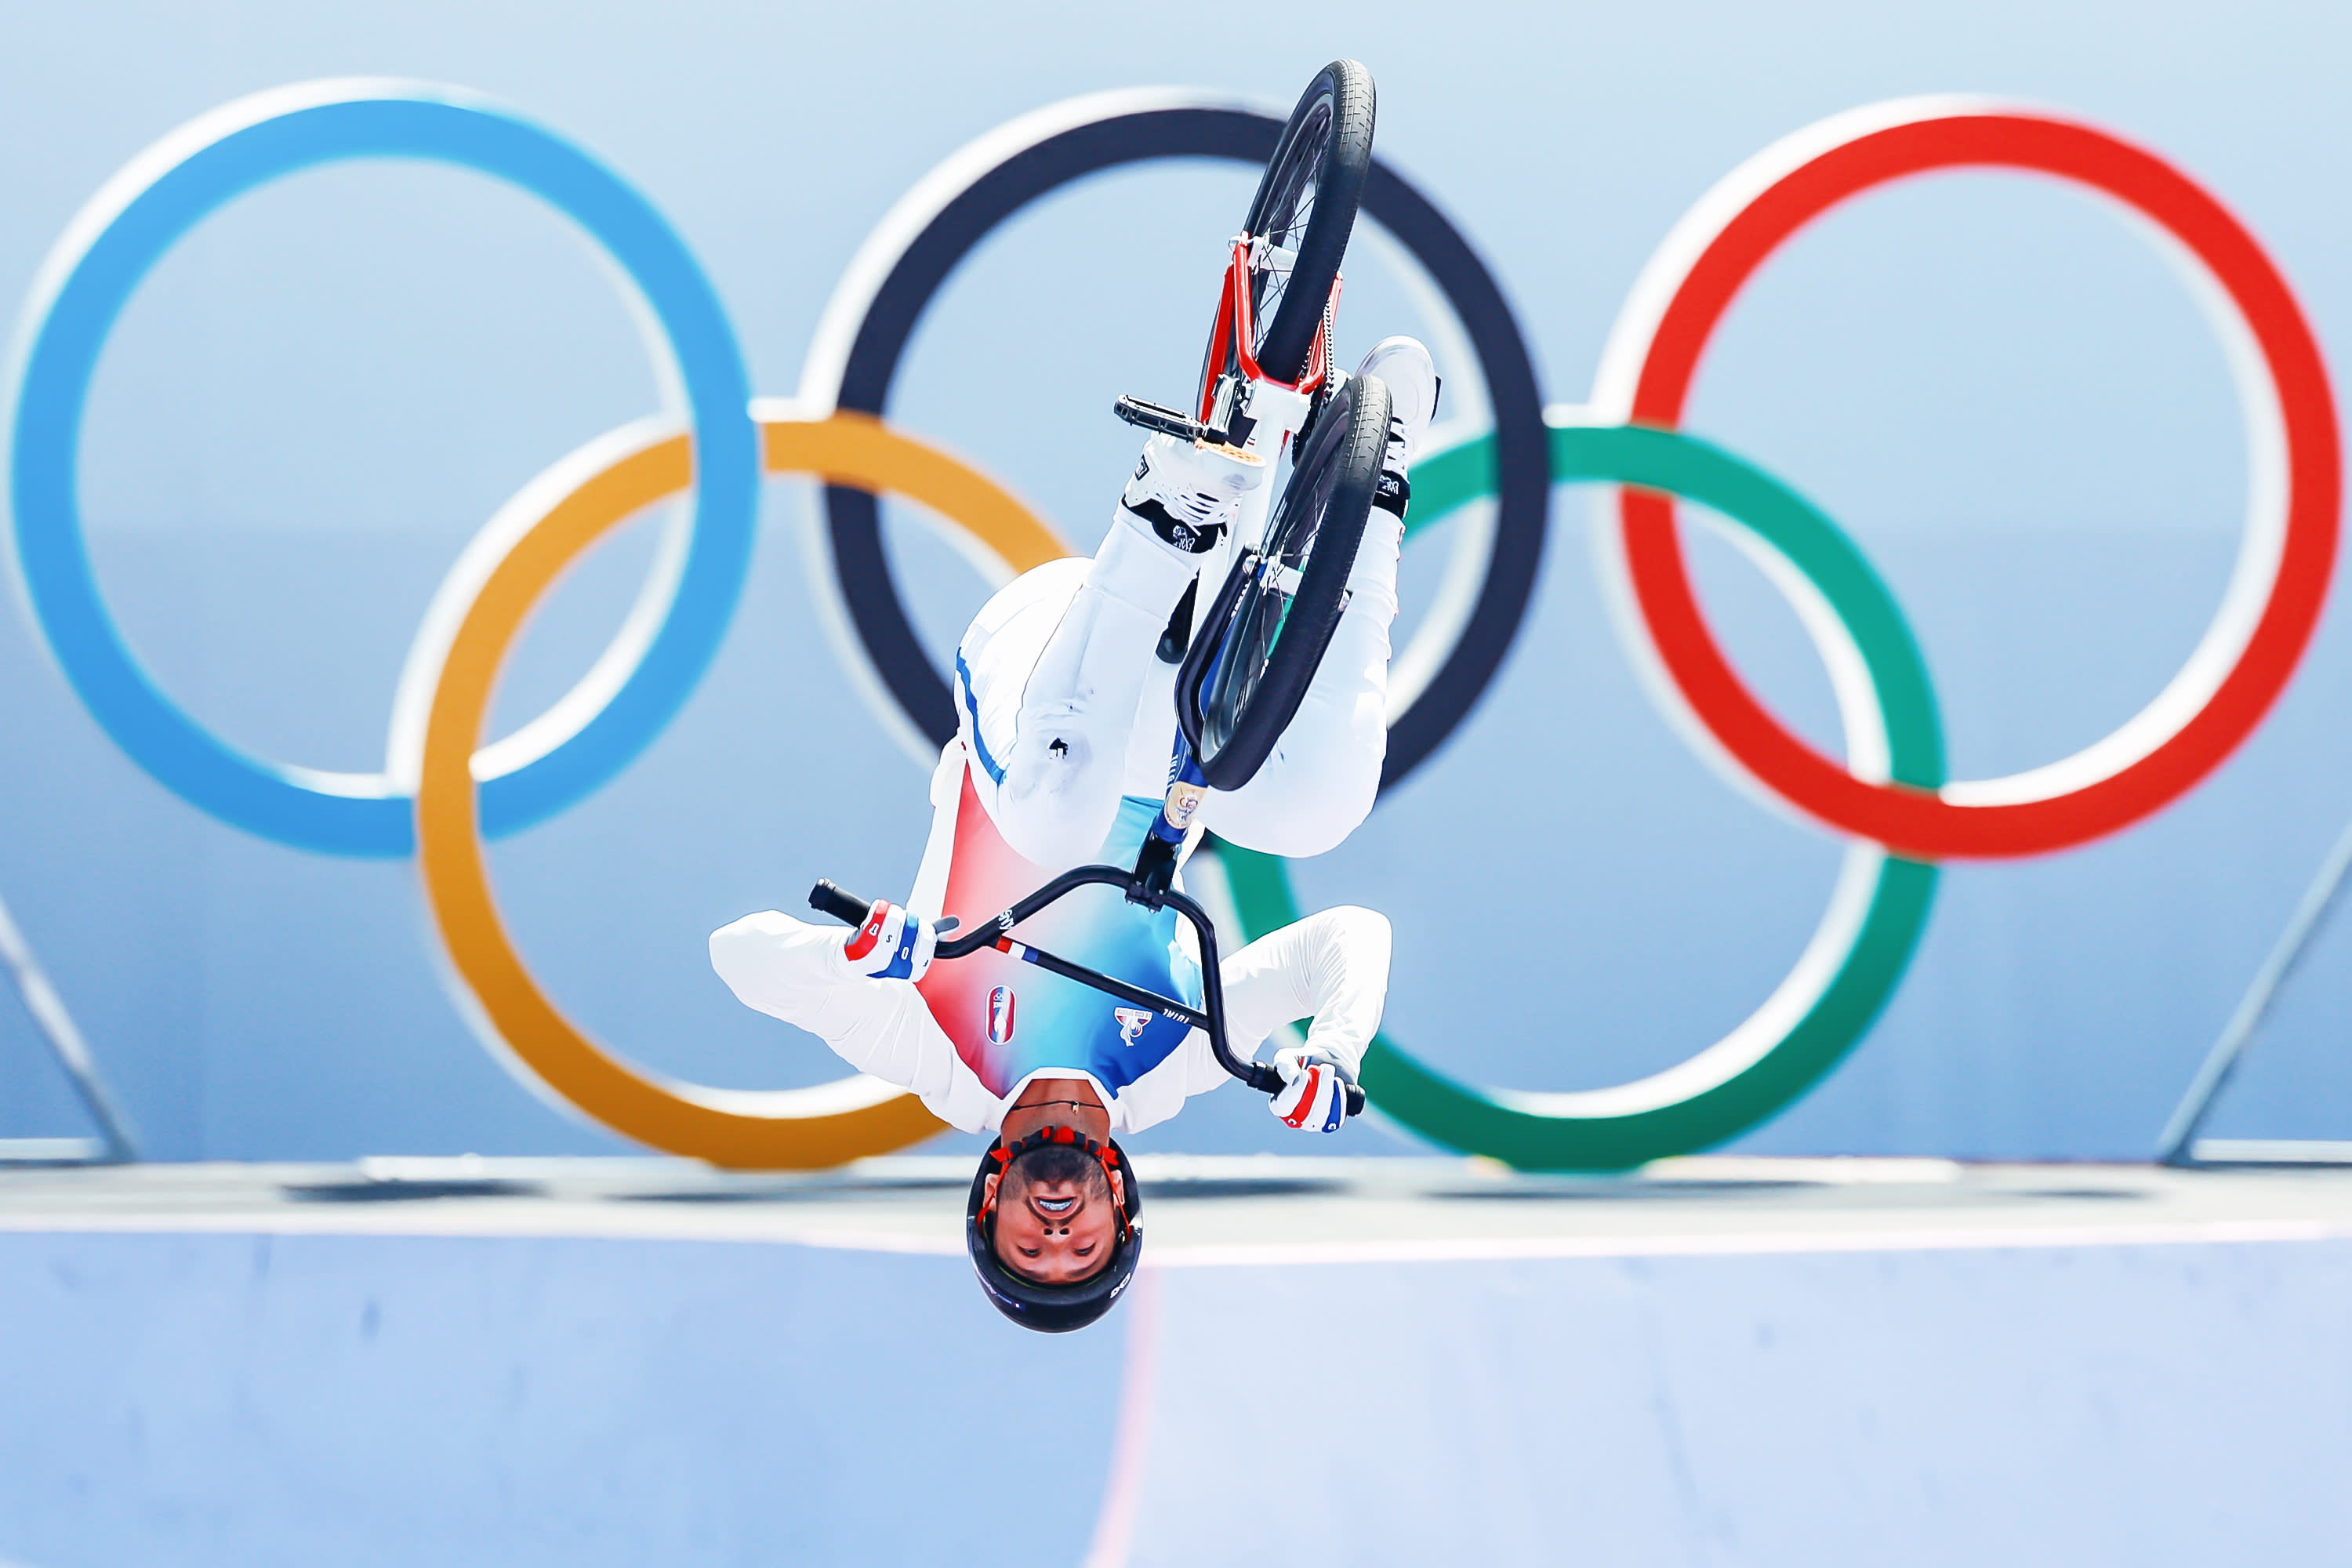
0,1159,2346,1566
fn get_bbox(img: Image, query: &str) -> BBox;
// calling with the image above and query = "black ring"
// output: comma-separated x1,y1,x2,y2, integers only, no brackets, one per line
819,100,1548,791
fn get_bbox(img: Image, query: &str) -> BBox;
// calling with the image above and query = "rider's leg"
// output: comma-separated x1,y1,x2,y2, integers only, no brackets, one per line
1200,510,1401,857
1205,338,1433,858
972,436,1264,870
988,532,1190,869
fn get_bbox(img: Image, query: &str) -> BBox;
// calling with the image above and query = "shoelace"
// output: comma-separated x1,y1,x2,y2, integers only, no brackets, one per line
1156,483,1239,532
1384,413,1411,476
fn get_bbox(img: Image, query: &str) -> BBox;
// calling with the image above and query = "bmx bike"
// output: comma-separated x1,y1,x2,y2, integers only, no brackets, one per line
815,60,1388,1120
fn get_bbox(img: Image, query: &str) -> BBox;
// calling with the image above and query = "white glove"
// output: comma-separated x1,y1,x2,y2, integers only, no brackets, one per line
842,899,937,983
1269,1046,1352,1133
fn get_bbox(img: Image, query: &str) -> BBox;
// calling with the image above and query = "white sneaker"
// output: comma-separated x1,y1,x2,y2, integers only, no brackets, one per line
1354,336,1439,467
1120,433,1266,556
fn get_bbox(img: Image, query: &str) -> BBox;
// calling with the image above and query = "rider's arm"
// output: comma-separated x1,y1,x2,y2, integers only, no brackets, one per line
1214,904,1392,1080
706,912,997,1132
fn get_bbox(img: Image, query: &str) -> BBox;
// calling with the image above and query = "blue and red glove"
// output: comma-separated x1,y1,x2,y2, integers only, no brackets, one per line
842,899,937,982
1269,1046,1352,1134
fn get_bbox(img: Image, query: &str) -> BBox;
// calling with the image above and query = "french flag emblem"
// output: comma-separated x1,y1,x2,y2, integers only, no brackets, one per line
986,986,1016,1044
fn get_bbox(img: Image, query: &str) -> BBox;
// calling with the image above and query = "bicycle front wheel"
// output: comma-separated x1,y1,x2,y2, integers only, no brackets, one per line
1199,59,1375,421
1179,372,1394,792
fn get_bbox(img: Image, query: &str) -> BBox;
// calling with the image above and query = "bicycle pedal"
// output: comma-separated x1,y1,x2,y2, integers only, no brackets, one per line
1113,394,1231,448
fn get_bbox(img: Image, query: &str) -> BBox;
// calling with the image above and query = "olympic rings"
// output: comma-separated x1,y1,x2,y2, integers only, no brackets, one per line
406,409,1064,1167
9,83,2337,1170
797,88,1550,792
1215,420,1944,1171
1594,99,2341,860
5,80,760,858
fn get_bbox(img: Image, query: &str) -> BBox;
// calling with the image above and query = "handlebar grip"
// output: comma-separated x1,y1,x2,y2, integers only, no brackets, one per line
808,880,873,927
1254,1062,1368,1122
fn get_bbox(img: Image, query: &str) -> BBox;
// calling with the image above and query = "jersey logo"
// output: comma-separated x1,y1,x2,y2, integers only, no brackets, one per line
986,986,1016,1045
1113,1007,1152,1046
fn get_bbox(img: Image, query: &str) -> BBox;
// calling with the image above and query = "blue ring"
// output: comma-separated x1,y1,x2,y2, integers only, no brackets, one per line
5,82,757,856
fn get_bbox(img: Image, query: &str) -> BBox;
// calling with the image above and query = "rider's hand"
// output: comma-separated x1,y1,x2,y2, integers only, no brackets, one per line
842,899,938,983
1269,1046,1352,1133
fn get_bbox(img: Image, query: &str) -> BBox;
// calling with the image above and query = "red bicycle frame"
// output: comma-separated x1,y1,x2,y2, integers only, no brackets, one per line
1196,234,1341,430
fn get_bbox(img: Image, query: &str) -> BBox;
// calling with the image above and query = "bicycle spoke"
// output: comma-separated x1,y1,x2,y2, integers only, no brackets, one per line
1181,64,1375,784
1250,101,1329,363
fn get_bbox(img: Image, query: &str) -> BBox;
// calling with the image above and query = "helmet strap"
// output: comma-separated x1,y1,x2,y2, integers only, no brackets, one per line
981,1127,1130,1237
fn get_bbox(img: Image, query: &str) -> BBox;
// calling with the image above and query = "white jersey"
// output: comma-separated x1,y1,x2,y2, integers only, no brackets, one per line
710,884,1388,1134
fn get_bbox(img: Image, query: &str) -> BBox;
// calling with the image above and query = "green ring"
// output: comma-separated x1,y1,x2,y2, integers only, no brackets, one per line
1213,423,1944,1171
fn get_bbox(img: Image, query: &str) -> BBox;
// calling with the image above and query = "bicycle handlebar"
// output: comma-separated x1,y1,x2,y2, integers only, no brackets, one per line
806,874,1365,1119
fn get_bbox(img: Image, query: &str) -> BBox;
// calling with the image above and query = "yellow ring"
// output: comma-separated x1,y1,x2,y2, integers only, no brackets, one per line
415,410,1072,1168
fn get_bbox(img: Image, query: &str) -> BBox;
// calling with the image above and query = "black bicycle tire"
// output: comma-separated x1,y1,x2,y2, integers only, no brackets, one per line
1178,372,1392,791
1212,60,1375,403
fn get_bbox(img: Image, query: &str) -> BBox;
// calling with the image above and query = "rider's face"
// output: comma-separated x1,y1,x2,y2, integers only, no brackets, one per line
985,1164,1125,1285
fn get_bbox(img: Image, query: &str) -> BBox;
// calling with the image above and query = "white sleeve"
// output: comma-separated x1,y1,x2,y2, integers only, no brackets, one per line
1212,905,1392,1080
707,911,999,1133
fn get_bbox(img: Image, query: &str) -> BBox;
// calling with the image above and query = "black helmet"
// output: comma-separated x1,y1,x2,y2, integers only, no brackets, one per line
966,1127,1142,1334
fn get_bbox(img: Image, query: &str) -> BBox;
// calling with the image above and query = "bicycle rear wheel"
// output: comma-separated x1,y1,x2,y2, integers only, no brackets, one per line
1178,372,1393,791
1198,60,1375,428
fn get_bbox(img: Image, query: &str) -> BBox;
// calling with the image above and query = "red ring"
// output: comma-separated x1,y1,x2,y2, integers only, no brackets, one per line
1617,105,2340,859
